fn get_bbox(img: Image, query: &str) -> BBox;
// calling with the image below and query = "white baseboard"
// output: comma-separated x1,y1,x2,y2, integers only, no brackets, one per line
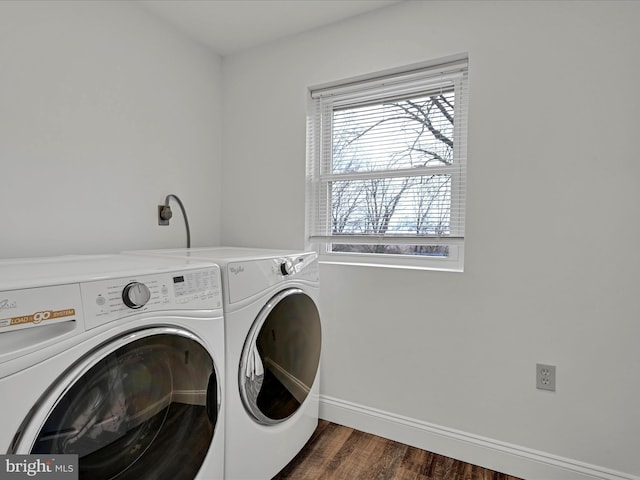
264,357,310,404
319,395,639,480
172,389,206,405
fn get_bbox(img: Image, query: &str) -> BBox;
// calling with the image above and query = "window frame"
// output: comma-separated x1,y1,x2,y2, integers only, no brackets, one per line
306,57,469,272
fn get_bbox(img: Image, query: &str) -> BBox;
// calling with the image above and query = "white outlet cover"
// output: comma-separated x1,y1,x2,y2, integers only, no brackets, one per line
536,363,556,392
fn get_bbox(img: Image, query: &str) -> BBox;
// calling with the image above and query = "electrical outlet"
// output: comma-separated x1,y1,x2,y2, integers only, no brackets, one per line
536,363,556,391
158,205,170,226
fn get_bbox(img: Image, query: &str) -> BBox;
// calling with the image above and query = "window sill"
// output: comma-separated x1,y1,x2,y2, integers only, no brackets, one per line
318,253,464,273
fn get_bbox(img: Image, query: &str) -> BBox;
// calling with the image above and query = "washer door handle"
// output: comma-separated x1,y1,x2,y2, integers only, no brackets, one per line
206,372,218,425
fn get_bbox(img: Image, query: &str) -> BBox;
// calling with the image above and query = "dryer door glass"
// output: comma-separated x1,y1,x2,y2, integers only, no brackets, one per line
240,288,321,424
24,330,220,480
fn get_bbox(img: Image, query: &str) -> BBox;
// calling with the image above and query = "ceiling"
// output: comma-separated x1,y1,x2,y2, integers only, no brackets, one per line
138,0,403,56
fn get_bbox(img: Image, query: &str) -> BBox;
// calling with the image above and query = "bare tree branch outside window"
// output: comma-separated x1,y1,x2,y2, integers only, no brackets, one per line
330,91,455,256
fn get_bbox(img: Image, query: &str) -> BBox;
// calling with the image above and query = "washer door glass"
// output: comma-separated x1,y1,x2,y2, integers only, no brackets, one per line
239,289,321,425
22,329,219,480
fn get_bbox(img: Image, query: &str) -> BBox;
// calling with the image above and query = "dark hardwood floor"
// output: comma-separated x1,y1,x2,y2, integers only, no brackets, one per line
273,420,523,480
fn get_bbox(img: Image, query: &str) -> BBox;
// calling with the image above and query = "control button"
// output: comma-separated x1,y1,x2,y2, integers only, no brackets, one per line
96,295,106,306
280,259,293,276
122,282,151,309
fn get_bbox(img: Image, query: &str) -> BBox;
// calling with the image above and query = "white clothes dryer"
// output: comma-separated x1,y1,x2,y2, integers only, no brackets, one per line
126,247,321,480
0,254,225,480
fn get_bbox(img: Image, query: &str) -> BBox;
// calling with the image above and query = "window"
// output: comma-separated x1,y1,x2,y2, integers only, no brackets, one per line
306,57,469,271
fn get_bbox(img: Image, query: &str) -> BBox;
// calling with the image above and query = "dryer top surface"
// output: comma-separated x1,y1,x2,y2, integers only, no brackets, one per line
126,246,314,265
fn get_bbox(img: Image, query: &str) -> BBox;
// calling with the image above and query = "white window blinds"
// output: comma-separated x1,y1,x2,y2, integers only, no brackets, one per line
306,57,468,269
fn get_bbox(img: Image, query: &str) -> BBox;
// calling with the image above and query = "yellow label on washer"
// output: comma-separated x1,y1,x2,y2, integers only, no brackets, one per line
0,308,76,329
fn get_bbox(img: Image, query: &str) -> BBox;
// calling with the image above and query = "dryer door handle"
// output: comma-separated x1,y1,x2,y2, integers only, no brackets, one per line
206,372,219,426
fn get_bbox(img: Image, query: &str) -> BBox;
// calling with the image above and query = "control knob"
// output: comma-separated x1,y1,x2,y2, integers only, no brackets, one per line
122,282,151,309
280,259,294,276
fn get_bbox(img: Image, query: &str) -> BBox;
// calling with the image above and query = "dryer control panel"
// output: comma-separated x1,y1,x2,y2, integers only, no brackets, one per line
226,252,319,304
81,266,223,330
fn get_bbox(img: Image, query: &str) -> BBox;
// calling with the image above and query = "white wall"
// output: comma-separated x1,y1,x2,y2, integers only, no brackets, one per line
222,1,640,478
0,1,223,258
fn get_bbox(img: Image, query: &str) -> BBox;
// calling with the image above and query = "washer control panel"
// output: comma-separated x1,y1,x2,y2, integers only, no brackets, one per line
81,266,222,330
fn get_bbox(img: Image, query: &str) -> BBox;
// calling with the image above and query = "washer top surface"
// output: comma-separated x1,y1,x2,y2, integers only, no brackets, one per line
0,254,217,290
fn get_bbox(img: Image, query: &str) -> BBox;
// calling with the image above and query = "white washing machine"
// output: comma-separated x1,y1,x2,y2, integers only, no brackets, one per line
0,254,225,480
126,247,321,480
